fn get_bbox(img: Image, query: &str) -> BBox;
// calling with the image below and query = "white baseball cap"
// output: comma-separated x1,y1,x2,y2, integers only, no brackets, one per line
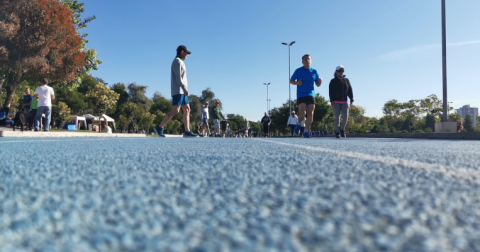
336,65,344,71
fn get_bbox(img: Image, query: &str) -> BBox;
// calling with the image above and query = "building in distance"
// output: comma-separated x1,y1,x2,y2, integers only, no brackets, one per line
456,105,478,127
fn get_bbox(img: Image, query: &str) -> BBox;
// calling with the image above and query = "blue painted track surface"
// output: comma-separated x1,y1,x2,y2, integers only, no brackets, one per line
0,137,479,251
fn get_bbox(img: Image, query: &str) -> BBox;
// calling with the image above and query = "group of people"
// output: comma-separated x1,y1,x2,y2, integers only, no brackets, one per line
3,78,55,131
154,45,353,139
288,55,354,138
200,100,230,137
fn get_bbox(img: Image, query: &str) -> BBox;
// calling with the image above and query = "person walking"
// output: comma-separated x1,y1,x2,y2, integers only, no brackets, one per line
286,111,298,136
201,102,210,137
261,112,271,138
212,100,224,137
290,54,322,138
220,118,228,137
329,65,354,138
243,118,250,138
34,79,55,132
154,45,198,137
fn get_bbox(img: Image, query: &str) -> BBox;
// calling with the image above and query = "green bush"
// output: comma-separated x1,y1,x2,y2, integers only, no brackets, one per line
52,102,71,129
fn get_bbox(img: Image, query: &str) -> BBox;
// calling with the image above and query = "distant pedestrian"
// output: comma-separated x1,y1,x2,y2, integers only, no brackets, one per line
261,112,271,138
287,111,298,136
329,65,353,138
154,45,198,137
201,102,210,137
34,78,55,132
243,118,250,137
290,54,322,138
212,100,224,137
220,118,228,137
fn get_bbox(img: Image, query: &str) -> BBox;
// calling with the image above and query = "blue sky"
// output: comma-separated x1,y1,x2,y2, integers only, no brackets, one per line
81,0,480,122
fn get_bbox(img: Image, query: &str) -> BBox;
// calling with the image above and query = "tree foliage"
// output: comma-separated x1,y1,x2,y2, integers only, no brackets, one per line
52,101,72,129
85,82,119,115
0,0,86,108
464,114,474,133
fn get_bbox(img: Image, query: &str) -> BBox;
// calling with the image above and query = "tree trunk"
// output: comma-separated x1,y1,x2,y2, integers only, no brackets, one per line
0,77,4,101
3,72,23,109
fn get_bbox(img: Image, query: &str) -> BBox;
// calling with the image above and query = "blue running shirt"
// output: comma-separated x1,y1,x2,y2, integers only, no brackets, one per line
291,67,320,98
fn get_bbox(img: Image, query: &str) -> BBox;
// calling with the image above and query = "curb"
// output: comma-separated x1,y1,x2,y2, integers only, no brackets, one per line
0,131,146,138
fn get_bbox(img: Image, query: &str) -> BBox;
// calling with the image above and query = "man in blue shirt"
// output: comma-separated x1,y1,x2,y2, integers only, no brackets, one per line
22,88,33,111
290,54,322,138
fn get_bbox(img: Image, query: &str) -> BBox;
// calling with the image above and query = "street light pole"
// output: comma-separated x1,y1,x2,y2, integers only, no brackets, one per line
263,83,270,113
282,41,295,115
441,0,448,122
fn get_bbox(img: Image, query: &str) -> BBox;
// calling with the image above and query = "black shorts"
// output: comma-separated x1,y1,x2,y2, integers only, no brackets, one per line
297,96,315,105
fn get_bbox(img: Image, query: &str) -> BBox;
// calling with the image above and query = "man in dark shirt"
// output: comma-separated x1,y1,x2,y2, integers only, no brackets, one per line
22,88,33,111
261,112,271,137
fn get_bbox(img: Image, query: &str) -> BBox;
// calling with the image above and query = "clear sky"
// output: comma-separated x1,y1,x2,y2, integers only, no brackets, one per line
80,0,480,122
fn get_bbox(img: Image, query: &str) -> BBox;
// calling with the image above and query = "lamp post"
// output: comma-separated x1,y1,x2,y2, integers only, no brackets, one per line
263,83,270,113
447,101,453,116
282,41,295,115
441,0,448,122
267,99,271,113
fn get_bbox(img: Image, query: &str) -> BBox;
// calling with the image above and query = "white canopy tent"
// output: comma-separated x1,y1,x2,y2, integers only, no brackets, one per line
70,115,87,131
83,114,115,131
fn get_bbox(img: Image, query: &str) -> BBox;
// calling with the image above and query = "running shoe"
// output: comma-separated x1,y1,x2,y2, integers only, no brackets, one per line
335,132,340,138
340,130,346,138
294,124,301,135
183,131,199,137
303,131,311,138
154,126,165,137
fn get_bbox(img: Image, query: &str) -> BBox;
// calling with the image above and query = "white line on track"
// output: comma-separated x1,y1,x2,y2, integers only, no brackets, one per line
256,139,480,184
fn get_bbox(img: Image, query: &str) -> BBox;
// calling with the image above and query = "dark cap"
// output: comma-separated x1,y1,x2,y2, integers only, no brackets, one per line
176,45,191,54
41,78,48,84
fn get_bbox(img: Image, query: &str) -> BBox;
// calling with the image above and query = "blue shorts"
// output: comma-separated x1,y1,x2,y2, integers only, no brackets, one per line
172,94,189,106
202,118,208,125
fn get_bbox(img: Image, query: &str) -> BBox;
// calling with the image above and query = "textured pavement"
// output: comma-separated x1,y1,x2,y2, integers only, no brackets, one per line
0,137,479,251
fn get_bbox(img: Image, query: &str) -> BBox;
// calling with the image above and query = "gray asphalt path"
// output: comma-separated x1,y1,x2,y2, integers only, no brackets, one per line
0,137,479,251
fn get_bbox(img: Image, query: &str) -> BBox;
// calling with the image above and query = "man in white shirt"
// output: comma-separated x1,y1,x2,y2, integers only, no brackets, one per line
200,102,210,137
287,111,298,136
34,78,55,131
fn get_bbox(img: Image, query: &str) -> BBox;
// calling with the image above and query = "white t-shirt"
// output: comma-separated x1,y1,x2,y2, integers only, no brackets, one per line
34,85,55,107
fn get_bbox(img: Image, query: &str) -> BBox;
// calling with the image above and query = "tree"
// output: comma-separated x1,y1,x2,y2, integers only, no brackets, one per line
200,88,215,105
419,94,443,117
85,82,120,117
0,0,85,108
137,111,156,134
464,114,474,133
425,114,436,132
448,113,462,123
60,0,101,77
128,83,151,107
55,85,88,115
188,95,202,132
52,102,72,129
111,83,129,108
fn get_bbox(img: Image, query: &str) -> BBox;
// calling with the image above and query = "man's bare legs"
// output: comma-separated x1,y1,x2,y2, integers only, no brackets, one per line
182,104,191,132
305,104,315,131
159,104,191,132
297,103,306,126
